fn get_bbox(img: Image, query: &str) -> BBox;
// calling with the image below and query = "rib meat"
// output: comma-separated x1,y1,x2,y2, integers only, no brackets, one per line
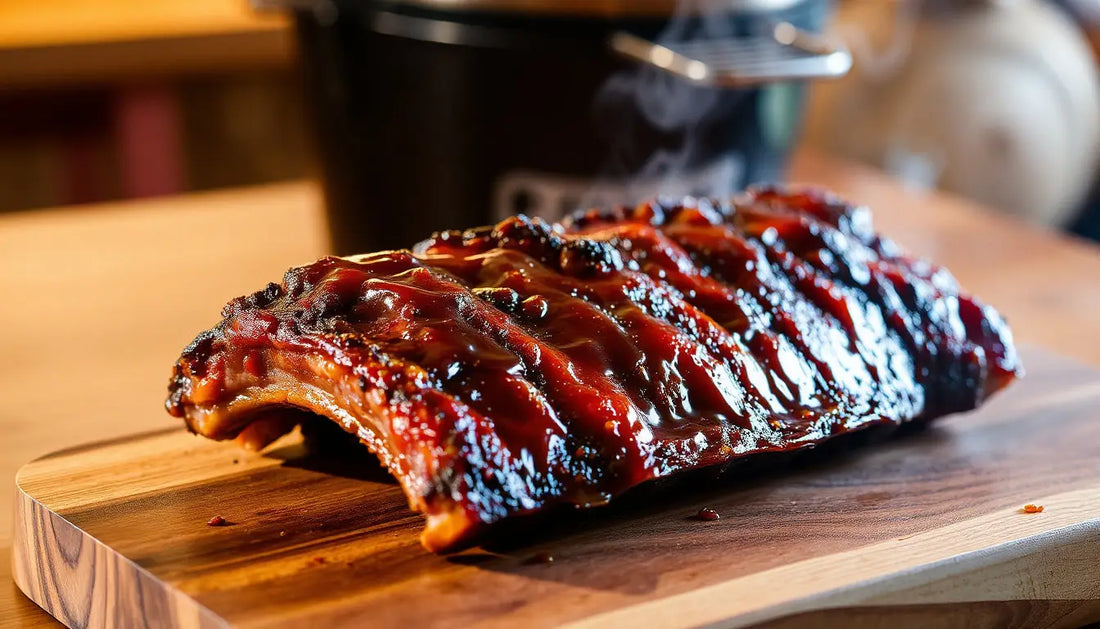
166,187,1021,552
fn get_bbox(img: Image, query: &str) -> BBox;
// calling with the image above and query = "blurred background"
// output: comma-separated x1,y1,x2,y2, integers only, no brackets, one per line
0,0,1097,244
3,3,1100,625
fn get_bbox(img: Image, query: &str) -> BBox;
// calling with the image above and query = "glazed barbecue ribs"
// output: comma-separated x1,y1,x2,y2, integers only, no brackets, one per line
167,188,1020,552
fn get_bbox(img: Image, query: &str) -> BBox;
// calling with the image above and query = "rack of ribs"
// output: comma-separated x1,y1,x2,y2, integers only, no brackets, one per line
166,187,1021,552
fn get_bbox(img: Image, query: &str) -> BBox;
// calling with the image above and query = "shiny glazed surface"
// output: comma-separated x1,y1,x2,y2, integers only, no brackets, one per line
167,187,1021,551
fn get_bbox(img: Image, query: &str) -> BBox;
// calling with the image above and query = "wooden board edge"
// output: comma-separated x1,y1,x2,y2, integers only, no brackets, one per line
572,485,1100,628
744,517,1100,628
12,429,297,516
748,599,1100,629
10,480,228,629
17,428,185,465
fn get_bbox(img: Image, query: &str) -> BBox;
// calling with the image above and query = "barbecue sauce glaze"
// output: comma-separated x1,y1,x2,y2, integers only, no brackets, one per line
167,187,1020,551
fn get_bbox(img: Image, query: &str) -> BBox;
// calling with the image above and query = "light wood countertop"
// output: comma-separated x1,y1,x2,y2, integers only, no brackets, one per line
3,150,1100,625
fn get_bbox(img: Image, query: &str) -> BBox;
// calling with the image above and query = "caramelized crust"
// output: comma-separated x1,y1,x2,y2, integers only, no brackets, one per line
167,187,1021,551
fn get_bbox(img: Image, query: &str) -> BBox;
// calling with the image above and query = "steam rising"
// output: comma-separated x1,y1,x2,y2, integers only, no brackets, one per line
586,0,746,208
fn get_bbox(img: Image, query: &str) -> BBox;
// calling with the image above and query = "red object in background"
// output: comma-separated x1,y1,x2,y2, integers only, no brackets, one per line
114,84,185,198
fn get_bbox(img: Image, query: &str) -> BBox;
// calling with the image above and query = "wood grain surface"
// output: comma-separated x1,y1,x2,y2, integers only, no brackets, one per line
5,151,1100,626
0,0,290,87
11,347,1100,628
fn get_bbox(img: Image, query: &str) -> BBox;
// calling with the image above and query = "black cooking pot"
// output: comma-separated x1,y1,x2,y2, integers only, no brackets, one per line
267,0,841,253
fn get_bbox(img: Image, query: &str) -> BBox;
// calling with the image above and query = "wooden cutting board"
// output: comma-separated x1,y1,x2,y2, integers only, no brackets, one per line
11,347,1100,628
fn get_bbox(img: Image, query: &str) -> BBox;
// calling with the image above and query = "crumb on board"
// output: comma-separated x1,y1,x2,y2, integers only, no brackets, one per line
207,516,228,527
1022,504,1044,514
310,556,327,565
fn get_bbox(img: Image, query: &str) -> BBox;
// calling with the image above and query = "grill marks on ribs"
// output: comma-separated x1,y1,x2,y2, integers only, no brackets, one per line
166,188,1020,551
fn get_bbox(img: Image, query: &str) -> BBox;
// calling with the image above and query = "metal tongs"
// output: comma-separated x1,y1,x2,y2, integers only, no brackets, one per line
610,22,852,88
